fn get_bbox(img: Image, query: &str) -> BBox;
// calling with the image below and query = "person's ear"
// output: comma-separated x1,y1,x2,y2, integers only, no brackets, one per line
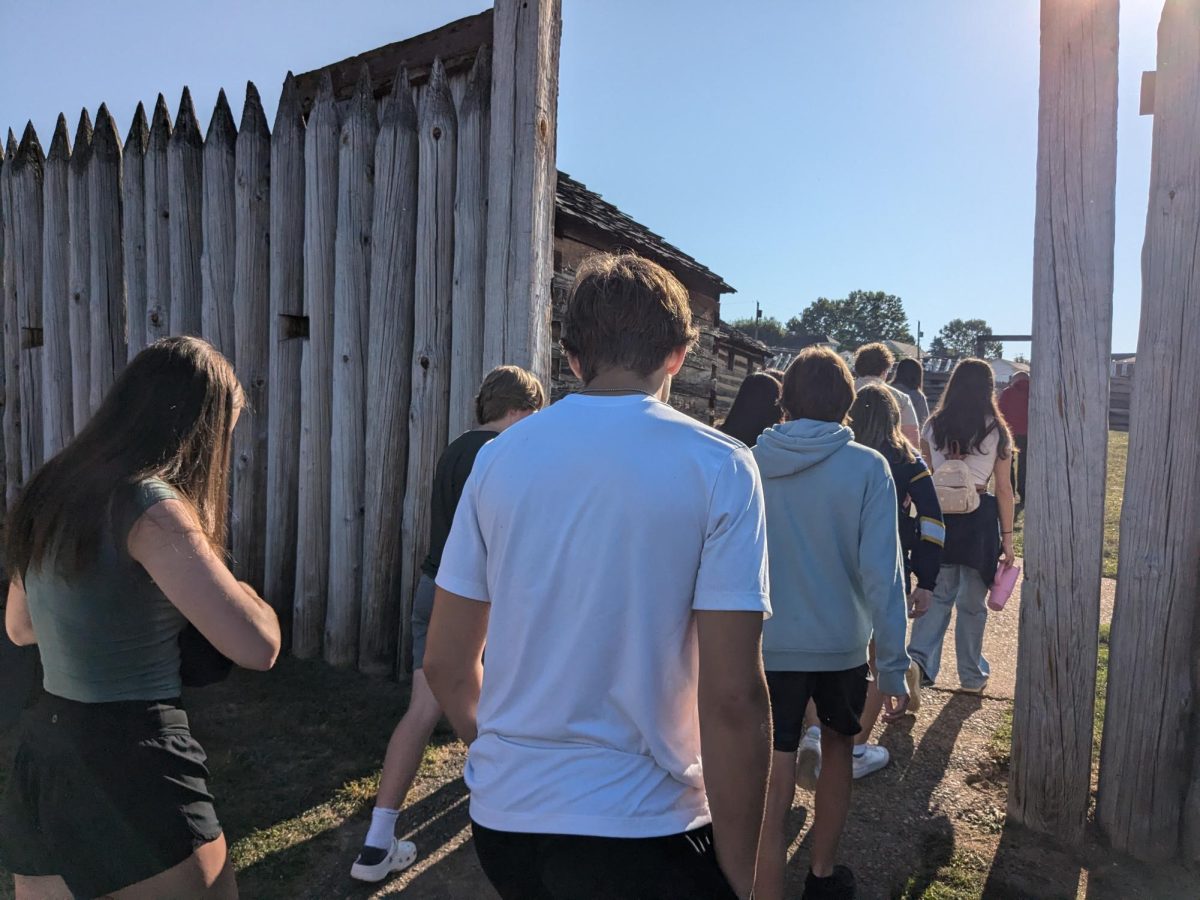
567,352,583,381
664,346,687,377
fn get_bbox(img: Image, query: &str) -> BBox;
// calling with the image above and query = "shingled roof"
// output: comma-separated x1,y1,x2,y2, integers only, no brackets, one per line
556,172,735,296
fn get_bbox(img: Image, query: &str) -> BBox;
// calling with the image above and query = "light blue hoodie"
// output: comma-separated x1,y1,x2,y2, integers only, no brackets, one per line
752,419,911,696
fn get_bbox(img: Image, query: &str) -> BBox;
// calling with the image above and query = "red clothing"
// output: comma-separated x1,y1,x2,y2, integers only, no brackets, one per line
999,378,1029,436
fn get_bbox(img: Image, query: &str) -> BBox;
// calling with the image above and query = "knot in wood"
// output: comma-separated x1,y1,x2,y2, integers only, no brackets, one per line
420,356,431,370
432,126,442,140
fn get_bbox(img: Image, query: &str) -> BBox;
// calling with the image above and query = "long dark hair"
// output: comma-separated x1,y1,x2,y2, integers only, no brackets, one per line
850,384,914,463
928,358,1011,459
7,337,243,578
892,357,924,392
720,371,782,447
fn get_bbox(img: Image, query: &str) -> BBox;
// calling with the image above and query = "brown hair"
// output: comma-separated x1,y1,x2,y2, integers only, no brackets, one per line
719,371,782,447
928,358,1012,459
854,342,895,378
560,252,699,382
7,337,243,577
850,384,915,463
475,365,546,425
782,347,856,424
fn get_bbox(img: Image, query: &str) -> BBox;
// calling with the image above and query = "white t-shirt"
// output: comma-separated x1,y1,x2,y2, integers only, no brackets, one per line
855,376,919,429
436,393,771,838
922,418,1002,487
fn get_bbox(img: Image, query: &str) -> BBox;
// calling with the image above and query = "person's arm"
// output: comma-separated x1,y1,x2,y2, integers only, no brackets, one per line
697,610,771,900
860,467,910,720
993,451,1015,564
424,588,488,744
907,464,944,616
899,394,920,446
128,500,280,671
5,576,35,646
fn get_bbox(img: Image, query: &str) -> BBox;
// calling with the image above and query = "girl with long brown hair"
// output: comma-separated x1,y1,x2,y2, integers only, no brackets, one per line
0,337,280,899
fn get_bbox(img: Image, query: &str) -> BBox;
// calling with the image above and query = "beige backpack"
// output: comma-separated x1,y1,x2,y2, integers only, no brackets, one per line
932,444,980,514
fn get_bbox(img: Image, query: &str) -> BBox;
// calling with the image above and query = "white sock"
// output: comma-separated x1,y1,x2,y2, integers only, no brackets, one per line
365,807,400,850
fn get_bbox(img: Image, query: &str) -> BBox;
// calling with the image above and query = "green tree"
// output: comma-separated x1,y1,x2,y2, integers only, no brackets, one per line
789,291,914,348
931,318,1003,358
726,315,787,344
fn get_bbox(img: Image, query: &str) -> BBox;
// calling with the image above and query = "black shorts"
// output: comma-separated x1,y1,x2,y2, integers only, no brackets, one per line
766,665,872,751
0,693,222,898
410,572,437,670
472,820,737,899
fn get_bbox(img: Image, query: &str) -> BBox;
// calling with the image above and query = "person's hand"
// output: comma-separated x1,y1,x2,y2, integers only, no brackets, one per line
908,587,932,619
882,693,910,723
1000,533,1015,566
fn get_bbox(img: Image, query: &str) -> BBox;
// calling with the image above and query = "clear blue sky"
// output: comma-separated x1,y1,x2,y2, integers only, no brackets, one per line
1,1,1160,356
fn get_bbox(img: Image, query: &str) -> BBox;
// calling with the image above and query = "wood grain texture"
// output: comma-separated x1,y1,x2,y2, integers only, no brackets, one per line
87,105,126,414
231,82,271,593
293,72,339,659
168,88,203,336
399,59,457,674
12,123,44,477
1,131,17,507
41,116,72,457
0,144,8,516
359,68,418,674
325,66,377,668
144,96,172,349
122,104,148,360
265,72,305,639
201,89,237,360
66,112,91,433
1098,0,1200,863
1009,0,1118,848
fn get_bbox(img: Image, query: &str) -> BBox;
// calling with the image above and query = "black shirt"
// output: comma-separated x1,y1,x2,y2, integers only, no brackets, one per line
421,430,499,578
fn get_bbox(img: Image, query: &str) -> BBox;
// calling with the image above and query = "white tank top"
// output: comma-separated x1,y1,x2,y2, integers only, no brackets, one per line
922,418,1001,487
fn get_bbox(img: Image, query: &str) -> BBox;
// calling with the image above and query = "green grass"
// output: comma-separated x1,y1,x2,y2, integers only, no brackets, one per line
896,849,992,899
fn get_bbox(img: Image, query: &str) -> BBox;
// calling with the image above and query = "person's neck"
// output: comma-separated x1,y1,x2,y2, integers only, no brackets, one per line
580,370,664,396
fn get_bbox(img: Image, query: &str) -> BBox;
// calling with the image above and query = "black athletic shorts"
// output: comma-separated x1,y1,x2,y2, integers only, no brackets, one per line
0,693,222,898
766,664,872,751
472,820,738,899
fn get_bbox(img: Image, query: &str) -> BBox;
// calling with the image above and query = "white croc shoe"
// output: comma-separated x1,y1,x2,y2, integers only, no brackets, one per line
350,838,418,883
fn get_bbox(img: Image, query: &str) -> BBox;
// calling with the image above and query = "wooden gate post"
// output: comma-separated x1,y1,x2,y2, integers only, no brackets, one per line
67,111,91,436
1008,0,1118,846
201,90,237,361
42,116,72,458
168,88,203,337
1,130,15,509
143,96,172,349
12,124,45,479
87,106,126,414
1098,0,1200,862
123,105,148,361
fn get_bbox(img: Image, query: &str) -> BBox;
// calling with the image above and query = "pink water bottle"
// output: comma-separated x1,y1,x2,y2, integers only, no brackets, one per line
988,562,1021,611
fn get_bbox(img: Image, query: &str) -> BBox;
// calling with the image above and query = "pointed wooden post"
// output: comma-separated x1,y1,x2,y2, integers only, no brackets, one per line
232,82,271,592
449,48,490,439
88,105,126,413
66,111,91,433
12,123,45,476
359,68,418,675
1099,0,1200,863
0,140,8,514
202,89,237,360
265,72,305,640
1,129,18,507
483,0,561,386
168,87,203,336
123,104,148,360
144,96,172,348
293,72,339,659
41,115,72,457
400,59,457,672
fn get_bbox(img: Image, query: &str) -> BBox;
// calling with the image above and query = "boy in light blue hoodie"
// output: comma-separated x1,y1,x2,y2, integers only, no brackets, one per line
752,347,911,900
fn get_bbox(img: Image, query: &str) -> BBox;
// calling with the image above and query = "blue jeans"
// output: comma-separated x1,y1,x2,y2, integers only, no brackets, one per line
907,564,990,689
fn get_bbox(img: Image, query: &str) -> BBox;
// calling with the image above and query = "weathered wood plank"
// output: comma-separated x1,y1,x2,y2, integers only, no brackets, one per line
359,68,419,675
1009,0,1117,848
168,87,203,336
325,66,377,668
201,89,237,360
88,105,126,413
448,48,489,439
41,115,72,457
0,140,8,515
144,96,172,348
123,104,148,360
1098,0,1200,863
483,0,561,386
1,131,17,508
265,72,305,640
293,72,339,659
66,111,91,433
231,82,271,593
400,59,457,673
12,123,44,477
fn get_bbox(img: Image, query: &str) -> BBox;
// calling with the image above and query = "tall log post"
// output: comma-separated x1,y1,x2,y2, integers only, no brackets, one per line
87,105,126,412
201,90,237,360
265,73,305,640
144,96,172,348
1099,0,1200,862
231,83,271,591
1,131,16,507
168,88,203,336
66,112,91,434
483,0,561,386
41,115,72,458
123,104,148,360
12,123,45,477
293,73,339,659
359,69,418,675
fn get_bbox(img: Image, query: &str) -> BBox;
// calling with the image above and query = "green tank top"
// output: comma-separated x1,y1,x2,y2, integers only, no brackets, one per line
25,479,188,703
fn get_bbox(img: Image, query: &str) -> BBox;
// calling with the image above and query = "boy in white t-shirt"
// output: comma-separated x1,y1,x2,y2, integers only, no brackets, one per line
424,252,773,900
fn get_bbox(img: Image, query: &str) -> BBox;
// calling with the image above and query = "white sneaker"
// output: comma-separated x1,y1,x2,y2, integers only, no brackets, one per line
795,726,822,791
906,662,923,714
350,838,418,883
852,744,890,779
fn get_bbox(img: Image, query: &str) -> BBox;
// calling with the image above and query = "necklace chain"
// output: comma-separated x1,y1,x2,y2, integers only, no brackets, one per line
577,387,654,397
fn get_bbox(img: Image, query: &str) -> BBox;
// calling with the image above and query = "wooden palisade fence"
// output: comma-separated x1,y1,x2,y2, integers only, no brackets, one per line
0,0,562,675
